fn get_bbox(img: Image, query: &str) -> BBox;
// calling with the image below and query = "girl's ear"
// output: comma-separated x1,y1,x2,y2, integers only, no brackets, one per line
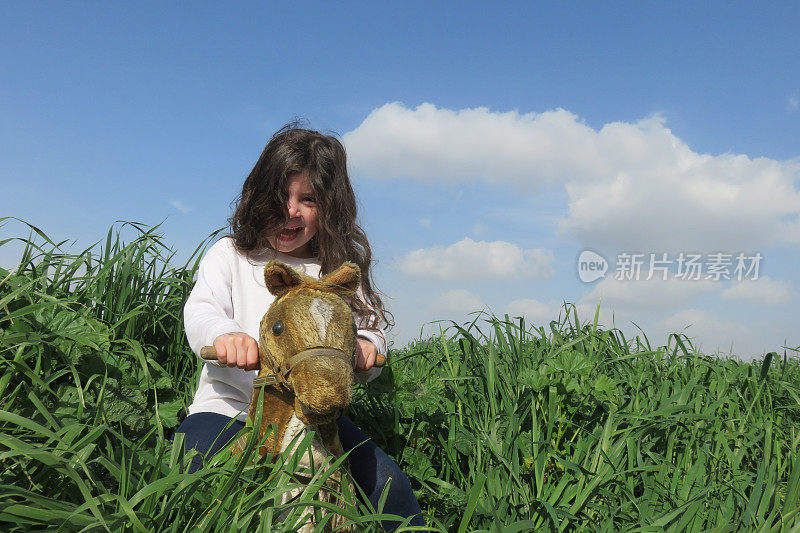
320,262,361,296
264,261,305,297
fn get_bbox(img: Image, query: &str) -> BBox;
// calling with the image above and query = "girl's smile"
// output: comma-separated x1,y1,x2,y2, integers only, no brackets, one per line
268,173,318,258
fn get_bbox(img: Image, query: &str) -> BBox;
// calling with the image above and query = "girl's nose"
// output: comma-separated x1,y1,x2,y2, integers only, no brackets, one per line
287,200,300,217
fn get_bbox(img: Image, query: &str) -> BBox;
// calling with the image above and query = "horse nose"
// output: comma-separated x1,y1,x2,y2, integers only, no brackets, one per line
290,357,353,415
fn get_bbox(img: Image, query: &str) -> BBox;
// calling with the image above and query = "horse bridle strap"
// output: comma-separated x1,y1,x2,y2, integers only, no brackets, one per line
284,348,352,374
253,347,352,389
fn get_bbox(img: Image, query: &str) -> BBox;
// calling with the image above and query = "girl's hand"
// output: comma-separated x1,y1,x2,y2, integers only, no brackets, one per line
355,337,377,371
213,332,259,371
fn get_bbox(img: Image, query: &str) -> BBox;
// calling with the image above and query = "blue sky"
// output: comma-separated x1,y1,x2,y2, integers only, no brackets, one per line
2,2,798,358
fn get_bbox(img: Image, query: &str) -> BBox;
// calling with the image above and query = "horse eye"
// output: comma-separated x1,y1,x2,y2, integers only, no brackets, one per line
272,320,284,336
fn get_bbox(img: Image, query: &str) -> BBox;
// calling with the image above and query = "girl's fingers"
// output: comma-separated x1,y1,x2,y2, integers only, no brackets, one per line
355,338,377,371
227,338,240,367
213,338,228,365
363,349,376,369
246,339,259,371
234,338,250,369
213,332,257,369
232,336,258,370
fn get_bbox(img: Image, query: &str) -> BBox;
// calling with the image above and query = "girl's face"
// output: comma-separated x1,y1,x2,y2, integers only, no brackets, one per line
268,173,319,258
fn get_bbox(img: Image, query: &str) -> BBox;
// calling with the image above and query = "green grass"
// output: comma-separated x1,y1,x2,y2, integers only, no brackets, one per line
1,219,799,532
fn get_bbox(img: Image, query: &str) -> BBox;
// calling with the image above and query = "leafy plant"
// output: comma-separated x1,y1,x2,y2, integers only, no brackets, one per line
2,218,799,531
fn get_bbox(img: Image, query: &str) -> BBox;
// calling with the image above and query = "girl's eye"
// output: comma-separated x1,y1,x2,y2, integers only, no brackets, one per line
272,320,284,336
302,196,316,204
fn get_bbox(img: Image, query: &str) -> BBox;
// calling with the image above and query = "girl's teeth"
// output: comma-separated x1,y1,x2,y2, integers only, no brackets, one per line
278,227,302,240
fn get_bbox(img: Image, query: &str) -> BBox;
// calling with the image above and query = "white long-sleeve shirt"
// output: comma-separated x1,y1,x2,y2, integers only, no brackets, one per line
184,237,386,421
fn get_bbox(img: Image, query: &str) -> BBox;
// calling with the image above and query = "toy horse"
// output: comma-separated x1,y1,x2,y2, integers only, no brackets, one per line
200,260,384,531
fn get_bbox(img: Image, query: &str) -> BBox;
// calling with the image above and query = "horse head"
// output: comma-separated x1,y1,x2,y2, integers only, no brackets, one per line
258,260,360,426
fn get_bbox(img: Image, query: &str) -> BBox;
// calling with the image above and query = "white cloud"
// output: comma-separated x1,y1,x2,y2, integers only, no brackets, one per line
344,102,800,252
397,237,555,280
558,150,800,252
580,275,720,311
419,218,431,229
656,309,755,357
721,276,797,306
344,102,604,186
563,275,723,336
790,97,799,111
430,289,485,315
506,298,557,324
170,200,192,214
570,280,794,359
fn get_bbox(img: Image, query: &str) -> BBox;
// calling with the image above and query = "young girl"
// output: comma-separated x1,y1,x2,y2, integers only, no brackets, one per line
175,124,424,529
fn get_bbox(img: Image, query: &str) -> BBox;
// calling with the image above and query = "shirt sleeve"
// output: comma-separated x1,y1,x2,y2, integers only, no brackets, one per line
184,239,244,364
353,287,387,383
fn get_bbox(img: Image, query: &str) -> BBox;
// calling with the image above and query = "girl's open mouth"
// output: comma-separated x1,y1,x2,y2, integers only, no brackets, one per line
277,227,302,242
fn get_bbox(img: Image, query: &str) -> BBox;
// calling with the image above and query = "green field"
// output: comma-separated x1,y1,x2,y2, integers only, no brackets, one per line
1,220,799,531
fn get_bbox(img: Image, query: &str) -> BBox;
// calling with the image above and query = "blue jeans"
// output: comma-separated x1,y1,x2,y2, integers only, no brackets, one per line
174,413,425,530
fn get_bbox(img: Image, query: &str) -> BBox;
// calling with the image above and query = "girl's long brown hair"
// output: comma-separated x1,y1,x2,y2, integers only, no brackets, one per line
228,123,391,331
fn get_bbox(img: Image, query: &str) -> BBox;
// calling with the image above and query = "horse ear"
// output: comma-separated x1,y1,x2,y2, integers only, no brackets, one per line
264,261,305,297
320,262,361,296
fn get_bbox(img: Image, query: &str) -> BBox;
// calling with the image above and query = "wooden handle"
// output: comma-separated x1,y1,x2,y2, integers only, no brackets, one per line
200,346,219,360
199,346,386,367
